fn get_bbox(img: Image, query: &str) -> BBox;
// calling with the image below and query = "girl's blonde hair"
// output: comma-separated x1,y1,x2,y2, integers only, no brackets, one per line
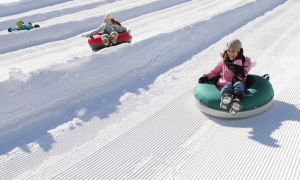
222,50,229,61
111,19,121,27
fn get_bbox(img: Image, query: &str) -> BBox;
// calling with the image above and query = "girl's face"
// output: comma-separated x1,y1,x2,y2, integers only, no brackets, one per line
104,19,111,24
227,48,238,60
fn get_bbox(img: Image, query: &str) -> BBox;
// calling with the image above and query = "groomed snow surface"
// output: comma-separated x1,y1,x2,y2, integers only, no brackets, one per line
1,0,300,179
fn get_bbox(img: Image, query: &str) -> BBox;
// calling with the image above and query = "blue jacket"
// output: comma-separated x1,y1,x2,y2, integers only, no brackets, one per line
11,25,34,31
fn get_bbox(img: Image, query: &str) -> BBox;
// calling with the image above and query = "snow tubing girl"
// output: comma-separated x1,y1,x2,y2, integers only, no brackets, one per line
88,30,132,49
194,74,274,119
82,14,132,49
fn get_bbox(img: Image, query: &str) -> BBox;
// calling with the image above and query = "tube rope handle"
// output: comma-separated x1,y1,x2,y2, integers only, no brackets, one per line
262,74,270,81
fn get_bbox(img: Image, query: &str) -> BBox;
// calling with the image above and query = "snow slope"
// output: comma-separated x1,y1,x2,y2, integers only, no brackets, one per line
0,0,300,179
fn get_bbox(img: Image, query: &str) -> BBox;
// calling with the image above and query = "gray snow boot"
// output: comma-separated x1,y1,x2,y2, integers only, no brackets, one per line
101,34,109,46
110,31,118,44
220,90,233,109
229,92,243,115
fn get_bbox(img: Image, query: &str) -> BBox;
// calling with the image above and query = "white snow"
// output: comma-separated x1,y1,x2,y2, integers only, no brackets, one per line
0,0,20,5
0,0,300,179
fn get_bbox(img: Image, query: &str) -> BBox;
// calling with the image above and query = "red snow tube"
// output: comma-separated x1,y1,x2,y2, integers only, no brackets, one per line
88,30,132,49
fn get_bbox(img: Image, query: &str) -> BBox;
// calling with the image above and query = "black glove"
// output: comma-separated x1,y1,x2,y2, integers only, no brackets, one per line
198,76,208,83
34,24,40,28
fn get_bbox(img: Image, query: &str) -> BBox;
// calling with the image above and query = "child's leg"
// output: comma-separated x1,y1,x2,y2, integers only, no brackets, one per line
101,30,110,46
233,81,245,97
110,31,118,44
220,84,234,109
221,84,234,94
230,81,245,115
102,29,109,35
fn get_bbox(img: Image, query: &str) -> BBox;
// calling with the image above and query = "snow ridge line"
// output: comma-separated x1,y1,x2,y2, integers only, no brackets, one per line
262,8,300,55
0,0,72,17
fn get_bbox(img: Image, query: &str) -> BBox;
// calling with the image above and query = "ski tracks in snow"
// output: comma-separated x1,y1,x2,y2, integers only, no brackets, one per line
1,0,300,179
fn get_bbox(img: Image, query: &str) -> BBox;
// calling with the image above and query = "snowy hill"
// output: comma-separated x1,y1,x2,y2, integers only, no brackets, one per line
0,0,300,179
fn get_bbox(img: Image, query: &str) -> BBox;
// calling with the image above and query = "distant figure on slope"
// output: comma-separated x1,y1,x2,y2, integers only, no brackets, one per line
8,20,40,32
198,39,252,115
81,14,131,46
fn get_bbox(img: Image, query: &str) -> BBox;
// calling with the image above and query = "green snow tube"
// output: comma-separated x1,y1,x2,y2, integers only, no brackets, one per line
193,74,274,118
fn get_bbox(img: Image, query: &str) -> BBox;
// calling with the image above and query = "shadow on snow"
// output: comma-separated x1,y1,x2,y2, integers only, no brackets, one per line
208,100,300,148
